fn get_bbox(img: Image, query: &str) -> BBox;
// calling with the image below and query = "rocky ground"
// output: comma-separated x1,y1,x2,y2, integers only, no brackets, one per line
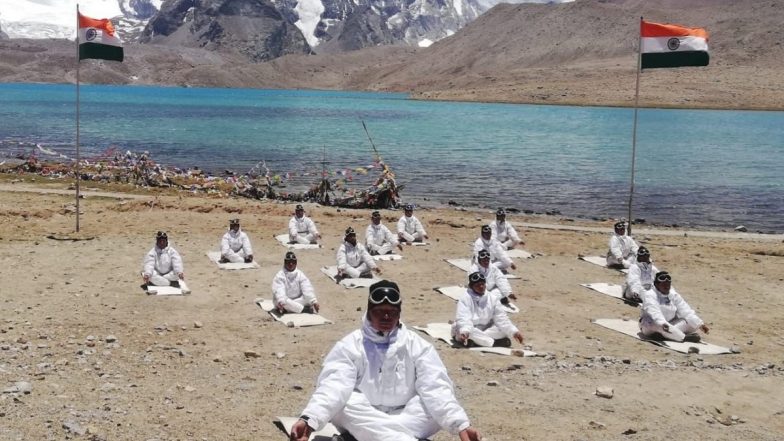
1,177,783,440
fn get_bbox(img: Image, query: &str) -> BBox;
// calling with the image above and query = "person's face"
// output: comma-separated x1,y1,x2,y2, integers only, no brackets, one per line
496,215,505,224
156,238,168,248
638,254,650,263
284,260,297,271
346,234,357,246
371,216,381,225
404,209,413,217
470,280,486,295
655,280,671,294
369,305,400,332
482,230,491,240
615,226,625,235
295,209,304,218
230,223,239,232
478,256,490,268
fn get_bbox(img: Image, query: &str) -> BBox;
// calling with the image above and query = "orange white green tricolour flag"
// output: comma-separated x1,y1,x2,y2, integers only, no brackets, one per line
78,13,123,62
641,20,708,69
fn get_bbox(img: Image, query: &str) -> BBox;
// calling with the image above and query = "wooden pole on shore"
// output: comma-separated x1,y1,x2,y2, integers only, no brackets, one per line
627,16,643,236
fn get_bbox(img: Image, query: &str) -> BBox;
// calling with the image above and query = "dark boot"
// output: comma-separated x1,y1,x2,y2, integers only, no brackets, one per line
493,337,512,348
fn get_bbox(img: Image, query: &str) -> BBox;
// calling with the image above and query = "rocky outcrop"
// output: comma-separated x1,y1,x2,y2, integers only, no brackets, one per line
139,0,311,61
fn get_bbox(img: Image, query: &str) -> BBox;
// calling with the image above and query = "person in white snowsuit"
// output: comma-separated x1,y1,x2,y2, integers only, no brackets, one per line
470,249,516,305
397,204,428,244
366,210,402,256
141,231,185,287
272,251,319,314
473,225,516,272
220,218,254,263
288,204,321,245
452,272,524,348
337,227,381,279
606,221,639,268
490,208,523,249
289,280,483,441
622,246,658,302
639,271,710,342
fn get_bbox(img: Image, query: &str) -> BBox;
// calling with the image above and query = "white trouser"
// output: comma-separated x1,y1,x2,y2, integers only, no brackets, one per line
640,318,698,342
278,296,309,313
332,391,441,441
452,324,507,347
222,249,249,263
149,270,179,286
622,282,651,301
607,254,635,269
399,231,424,243
292,233,317,244
368,242,393,255
500,238,519,249
492,260,512,272
340,263,372,279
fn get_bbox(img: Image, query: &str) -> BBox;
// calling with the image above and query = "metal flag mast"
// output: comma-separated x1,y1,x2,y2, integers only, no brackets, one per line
626,16,644,236
75,3,82,232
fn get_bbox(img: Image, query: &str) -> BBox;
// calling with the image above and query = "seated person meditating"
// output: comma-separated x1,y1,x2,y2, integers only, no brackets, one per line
288,204,321,245
272,252,319,314
290,280,483,441
366,210,402,255
219,218,254,263
622,246,658,303
452,271,524,348
470,249,517,306
397,204,428,244
639,271,710,343
337,227,381,279
473,225,516,273
490,208,523,249
606,221,639,269
141,231,185,288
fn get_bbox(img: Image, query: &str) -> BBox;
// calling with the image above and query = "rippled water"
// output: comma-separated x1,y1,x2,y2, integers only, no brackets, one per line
1,83,782,232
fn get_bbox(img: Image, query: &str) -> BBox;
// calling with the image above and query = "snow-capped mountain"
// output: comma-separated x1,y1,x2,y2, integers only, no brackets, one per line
0,0,163,40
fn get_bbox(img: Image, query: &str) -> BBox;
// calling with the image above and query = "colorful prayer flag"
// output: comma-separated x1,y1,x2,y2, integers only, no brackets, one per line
641,20,708,69
78,13,124,62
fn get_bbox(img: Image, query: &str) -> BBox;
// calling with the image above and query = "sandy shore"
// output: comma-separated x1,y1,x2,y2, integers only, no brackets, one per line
1,178,783,441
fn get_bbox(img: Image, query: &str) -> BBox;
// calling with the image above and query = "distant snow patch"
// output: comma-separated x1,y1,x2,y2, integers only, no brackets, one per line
418,38,433,48
294,0,325,47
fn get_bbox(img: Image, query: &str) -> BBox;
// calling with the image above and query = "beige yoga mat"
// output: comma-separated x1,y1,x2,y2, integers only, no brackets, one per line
413,323,537,357
372,253,403,261
206,251,260,270
580,283,627,301
275,234,321,249
255,299,332,327
592,318,732,355
274,416,340,441
320,266,380,289
434,286,520,314
144,280,191,296
578,255,629,274
444,258,521,279
507,249,534,259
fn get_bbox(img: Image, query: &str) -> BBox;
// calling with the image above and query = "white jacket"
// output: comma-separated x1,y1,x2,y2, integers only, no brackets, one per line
366,223,398,248
641,286,703,328
626,261,659,297
337,241,376,271
469,262,511,296
272,268,316,305
289,216,319,238
454,288,519,338
490,220,521,244
142,246,183,276
472,237,512,268
220,229,253,256
301,320,471,434
397,215,426,236
607,233,638,262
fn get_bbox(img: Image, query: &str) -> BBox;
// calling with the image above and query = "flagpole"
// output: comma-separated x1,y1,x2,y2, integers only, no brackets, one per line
75,4,82,232
627,16,643,236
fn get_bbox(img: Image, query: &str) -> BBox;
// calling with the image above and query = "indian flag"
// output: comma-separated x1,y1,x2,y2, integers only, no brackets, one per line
641,20,708,69
78,13,123,62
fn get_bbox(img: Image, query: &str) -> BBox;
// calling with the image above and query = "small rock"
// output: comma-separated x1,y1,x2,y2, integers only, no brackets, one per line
622,428,637,435
747,340,754,346
63,420,87,435
105,335,117,343
734,225,747,232
193,321,203,329
487,381,499,386
595,386,614,399
588,421,606,430
275,352,286,359
730,346,741,354
244,350,260,358
292,384,303,390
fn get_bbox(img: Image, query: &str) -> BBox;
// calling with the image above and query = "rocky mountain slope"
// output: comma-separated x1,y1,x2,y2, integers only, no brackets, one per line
1,0,782,109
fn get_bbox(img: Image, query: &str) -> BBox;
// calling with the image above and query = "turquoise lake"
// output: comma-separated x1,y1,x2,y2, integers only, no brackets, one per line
1,83,782,232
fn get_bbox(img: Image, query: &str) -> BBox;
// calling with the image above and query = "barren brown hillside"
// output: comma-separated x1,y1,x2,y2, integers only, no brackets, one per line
1,0,783,109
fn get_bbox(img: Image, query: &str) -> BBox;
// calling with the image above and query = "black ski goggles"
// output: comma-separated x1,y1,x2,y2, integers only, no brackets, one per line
469,272,486,284
156,231,168,240
369,286,402,305
656,272,672,282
